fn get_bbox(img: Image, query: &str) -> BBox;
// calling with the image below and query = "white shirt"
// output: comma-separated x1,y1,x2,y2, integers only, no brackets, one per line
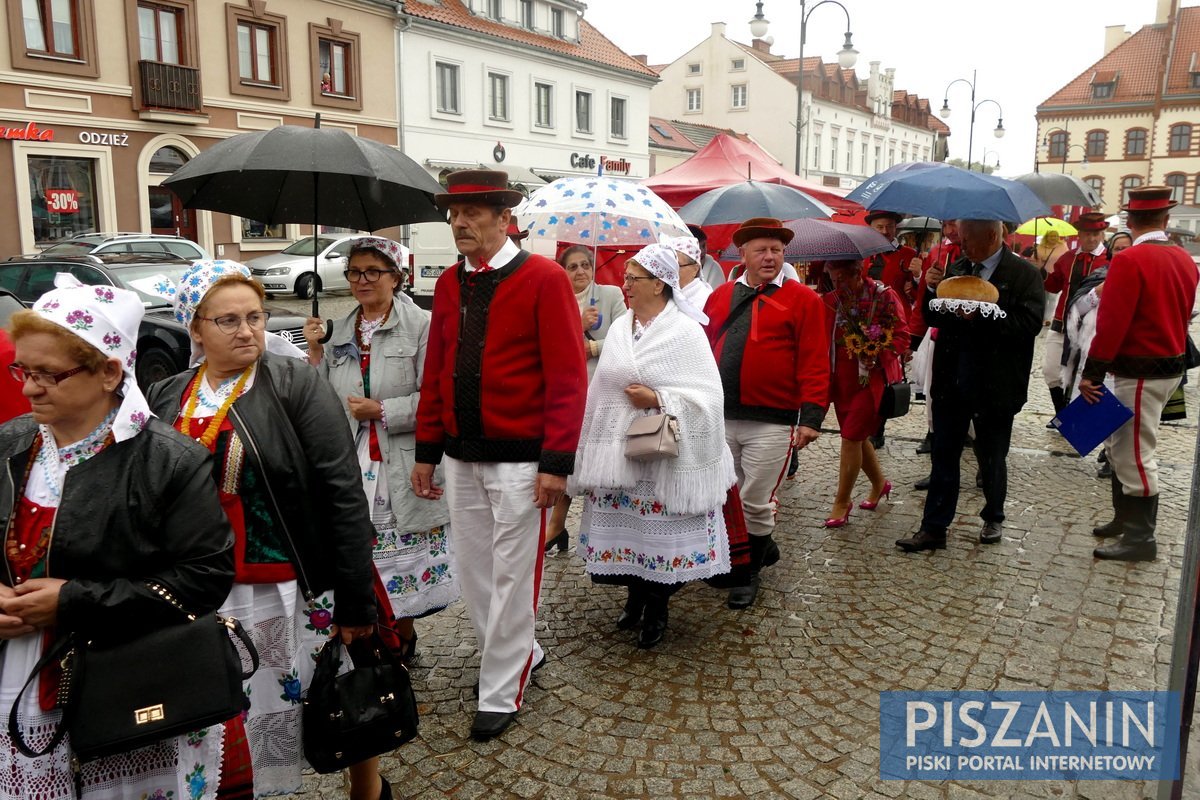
735,263,797,287
464,238,520,272
1132,230,1169,246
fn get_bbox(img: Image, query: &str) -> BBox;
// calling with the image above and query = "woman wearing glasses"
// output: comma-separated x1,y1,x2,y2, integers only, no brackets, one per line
0,277,235,798
570,244,734,649
145,261,382,800
544,246,626,554
302,237,457,656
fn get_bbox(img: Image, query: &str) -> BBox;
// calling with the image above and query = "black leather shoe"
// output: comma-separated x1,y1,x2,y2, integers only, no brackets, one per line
916,433,933,455
761,536,780,568
638,597,668,649
1094,539,1157,562
470,710,517,740
895,530,946,553
914,475,931,491
1097,461,1113,479
727,574,760,609
979,521,1003,544
544,529,568,553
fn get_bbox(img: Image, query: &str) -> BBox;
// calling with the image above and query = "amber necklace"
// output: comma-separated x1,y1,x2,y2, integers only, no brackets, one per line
182,363,253,449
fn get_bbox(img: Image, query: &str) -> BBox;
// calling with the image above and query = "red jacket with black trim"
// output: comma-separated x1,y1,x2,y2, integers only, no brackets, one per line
1044,248,1108,328
703,278,830,429
862,246,919,317
1083,241,1199,382
415,251,587,475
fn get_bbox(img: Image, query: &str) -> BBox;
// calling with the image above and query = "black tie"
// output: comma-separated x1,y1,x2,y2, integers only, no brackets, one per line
971,262,983,276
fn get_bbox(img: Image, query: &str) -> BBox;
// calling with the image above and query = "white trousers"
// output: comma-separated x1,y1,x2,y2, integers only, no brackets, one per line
444,457,545,713
725,419,793,535
1105,375,1178,497
1042,330,1065,389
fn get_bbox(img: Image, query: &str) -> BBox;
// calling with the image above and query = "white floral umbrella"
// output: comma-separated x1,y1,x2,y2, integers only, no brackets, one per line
513,177,690,245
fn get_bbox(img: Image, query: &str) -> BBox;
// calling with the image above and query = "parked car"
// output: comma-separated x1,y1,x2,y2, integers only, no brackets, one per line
247,234,388,299
40,232,211,261
0,254,307,389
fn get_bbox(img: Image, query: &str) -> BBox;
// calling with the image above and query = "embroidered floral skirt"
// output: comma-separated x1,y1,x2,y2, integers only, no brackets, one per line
579,480,730,585
357,433,458,619
220,581,331,798
0,630,225,800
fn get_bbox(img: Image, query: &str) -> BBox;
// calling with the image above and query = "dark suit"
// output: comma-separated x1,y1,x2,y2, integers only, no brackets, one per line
921,246,1045,535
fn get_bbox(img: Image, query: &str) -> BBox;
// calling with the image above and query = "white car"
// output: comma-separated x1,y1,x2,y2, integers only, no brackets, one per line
247,235,367,298
41,233,210,261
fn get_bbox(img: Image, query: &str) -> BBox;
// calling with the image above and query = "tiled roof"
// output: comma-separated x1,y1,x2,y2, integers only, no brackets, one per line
401,0,659,78
927,115,950,135
648,117,698,153
666,119,752,150
1038,11,1200,108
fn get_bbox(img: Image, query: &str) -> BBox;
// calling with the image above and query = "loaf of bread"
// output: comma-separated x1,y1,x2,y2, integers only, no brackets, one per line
936,275,999,304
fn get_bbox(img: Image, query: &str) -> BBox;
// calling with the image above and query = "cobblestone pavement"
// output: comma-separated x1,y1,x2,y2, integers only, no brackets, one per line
281,293,1198,799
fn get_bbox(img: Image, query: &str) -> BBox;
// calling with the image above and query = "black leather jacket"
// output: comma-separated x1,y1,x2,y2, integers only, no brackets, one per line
147,353,376,627
0,416,235,636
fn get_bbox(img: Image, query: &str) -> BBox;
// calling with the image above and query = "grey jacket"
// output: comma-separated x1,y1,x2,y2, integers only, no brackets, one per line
579,282,628,380
320,296,450,533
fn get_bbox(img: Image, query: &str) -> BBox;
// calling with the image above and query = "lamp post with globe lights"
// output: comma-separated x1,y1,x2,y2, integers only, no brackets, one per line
749,0,857,178
938,71,1005,173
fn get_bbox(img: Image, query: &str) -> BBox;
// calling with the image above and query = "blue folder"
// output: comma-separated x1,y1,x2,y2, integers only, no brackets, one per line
1052,387,1134,456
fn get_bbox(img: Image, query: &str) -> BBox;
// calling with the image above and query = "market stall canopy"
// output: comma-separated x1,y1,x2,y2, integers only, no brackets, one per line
643,133,859,213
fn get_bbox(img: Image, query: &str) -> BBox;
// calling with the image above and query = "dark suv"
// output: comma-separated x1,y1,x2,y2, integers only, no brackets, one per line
0,254,307,389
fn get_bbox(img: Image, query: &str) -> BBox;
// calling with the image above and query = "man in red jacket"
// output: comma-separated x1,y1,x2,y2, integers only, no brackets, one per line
1042,211,1109,421
1079,186,1199,562
704,218,830,609
863,210,921,318
412,170,587,739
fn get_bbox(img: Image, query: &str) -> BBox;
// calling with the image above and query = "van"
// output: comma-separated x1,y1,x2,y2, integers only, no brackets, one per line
408,221,457,309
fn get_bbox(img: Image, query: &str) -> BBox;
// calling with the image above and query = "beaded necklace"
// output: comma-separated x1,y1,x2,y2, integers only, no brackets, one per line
182,363,253,449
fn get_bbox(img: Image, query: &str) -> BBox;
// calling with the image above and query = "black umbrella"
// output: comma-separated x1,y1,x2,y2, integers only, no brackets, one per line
1011,172,1101,208
163,115,444,316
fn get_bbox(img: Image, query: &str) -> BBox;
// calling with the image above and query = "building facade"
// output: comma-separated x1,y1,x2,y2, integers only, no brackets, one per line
1035,0,1200,218
0,0,400,261
397,0,657,283
649,22,947,189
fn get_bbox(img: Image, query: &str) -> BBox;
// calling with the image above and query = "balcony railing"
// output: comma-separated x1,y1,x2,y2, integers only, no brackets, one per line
139,60,202,113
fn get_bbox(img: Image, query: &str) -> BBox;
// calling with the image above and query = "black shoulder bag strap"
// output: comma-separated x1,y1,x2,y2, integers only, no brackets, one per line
8,634,77,758
715,282,783,343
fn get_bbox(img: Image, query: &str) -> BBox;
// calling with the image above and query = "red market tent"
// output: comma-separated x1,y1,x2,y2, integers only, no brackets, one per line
644,133,859,213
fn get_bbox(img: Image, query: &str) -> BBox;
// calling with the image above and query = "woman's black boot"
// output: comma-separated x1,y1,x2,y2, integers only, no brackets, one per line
637,586,670,649
616,583,646,630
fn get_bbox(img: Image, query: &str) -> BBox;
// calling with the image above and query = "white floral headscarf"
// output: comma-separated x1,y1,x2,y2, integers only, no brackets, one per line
32,275,152,441
350,236,409,272
663,235,703,266
129,259,305,366
629,243,708,325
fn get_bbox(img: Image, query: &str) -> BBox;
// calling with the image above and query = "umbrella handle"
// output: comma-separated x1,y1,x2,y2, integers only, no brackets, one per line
318,319,334,345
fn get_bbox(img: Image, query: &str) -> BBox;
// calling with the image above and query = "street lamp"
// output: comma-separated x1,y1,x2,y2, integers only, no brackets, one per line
939,70,1004,172
749,0,857,177
1039,129,1089,174
979,149,1001,173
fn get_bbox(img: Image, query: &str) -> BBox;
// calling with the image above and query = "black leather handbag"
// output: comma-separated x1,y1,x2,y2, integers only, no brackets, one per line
878,381,912,420
302,632,419,773
9,614,259,762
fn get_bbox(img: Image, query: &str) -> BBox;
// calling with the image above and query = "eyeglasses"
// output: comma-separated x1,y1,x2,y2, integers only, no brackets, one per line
622,274,657,285
196,311,271,334
343,268,398,283
9,363,89,387
563,262,593,272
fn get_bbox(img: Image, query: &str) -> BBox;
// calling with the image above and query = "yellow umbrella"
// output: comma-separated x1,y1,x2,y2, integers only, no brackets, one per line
1016,216,1077,237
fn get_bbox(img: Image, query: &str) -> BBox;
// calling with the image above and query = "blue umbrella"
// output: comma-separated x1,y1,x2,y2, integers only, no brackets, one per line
846,165,1049,223
678,180,834,225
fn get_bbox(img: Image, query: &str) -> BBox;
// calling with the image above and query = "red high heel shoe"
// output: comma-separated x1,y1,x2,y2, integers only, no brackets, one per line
823,505,852,528
859,481,893,510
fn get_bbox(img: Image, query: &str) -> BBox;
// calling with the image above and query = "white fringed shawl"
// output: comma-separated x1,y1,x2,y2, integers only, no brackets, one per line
569,299,735,515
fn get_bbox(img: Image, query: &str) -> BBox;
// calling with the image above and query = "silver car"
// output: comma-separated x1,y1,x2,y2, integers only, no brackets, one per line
247,235,364,298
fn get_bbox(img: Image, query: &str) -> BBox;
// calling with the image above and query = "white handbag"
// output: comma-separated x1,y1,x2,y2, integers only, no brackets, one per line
624,413,681,462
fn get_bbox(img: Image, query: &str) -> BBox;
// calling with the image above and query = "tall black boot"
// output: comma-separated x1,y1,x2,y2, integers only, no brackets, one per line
727,534,773,610
1046,387,1067,429
616,582,647,630
1092,473,1126,538
638,584,673,649
1094,495,1158,562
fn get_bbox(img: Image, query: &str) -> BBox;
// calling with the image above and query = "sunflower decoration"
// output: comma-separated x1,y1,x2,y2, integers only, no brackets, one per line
843,332,867,356
862,339,882,358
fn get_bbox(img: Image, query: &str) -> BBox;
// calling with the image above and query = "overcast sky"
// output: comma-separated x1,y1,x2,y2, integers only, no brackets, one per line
585,0,1199,177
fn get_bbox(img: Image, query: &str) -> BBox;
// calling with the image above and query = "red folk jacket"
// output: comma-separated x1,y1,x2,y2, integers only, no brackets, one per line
1044,248,1108,329
415,251,587,475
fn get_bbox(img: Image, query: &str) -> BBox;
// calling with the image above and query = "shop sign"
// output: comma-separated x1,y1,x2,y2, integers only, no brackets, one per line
1,122,54,142
45,188,80,214
78,130,130,147
569,152,632,175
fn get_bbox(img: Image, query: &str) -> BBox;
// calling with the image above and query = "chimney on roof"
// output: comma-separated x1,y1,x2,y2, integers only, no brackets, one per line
711,22,727,37
1103,24,1131,55
633,54,648,65
1156,0,1177,25
751,38,772,54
